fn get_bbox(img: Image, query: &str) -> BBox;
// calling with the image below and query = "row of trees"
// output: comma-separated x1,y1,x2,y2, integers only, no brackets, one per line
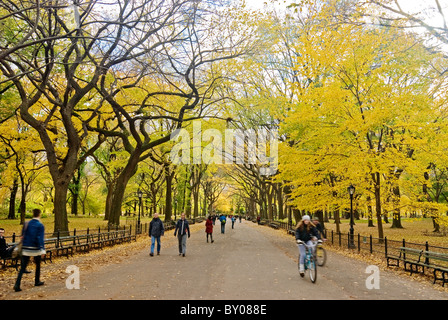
0,0,260,234
224,0,448,238
3,0,448,240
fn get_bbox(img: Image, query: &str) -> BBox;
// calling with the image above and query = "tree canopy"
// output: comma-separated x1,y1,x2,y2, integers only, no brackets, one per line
1,0,448,238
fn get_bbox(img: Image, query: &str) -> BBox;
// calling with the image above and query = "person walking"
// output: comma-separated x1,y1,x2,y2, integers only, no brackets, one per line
14,208,46,292
205,216,214,243
149,212,165,256
174,212,190,257
219,214,226,234
231,215,236,229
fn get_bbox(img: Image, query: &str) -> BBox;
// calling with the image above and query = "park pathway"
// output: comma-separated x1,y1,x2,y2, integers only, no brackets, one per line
6,220,448,300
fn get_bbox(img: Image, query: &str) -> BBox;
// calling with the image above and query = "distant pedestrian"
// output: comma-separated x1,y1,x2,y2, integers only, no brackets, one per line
174,212,190,257
149,212,165,256
231,216,236,229
205,216,214,243
219,214,226,234
14,208,46,292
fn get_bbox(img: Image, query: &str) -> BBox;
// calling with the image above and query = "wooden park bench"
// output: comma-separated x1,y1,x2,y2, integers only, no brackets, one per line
53,236,75,258
423,250,448,286
72,234,91,253
1,255,19,270
387,247,425,274
86,233,104,250
164,221,175,231
387,247,448,286
288,227,296,236
269,222,280,229
1,227,138,271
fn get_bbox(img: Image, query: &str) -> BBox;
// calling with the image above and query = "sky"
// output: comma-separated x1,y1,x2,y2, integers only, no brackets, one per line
242,0,445,24
241,0,446,37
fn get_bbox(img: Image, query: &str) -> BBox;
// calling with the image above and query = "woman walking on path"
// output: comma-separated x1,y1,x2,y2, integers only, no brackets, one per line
205,216,214,243
14,209,46,292
174,212,190,257
149,212,165,256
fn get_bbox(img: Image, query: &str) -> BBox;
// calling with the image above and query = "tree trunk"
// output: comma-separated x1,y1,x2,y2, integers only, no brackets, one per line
8,179,18,220
164,165,174,222
391,184,403,229
267,188,273,220
53,179,70,236
185,181,192,218
334,208,341,234
202,192,208,216
432,217,440,232
193,191,199,219
292,208,301,226
108,151,141,227
70,168,82,216
19,189,26,225
373,172,384,240
104,181,115,221
277,183,284,220
367,196,375,227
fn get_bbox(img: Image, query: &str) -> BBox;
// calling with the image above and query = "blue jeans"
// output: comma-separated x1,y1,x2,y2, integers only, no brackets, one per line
298,240,315,265
151,236,161,254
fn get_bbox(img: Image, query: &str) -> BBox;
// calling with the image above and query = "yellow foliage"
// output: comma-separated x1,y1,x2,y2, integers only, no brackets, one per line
272,1,448,227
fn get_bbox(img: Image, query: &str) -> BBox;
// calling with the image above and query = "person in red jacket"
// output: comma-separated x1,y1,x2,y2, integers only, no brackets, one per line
205,216,214,243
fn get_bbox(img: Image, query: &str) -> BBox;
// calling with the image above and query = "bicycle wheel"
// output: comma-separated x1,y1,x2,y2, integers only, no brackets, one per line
316,246,327,266
308,256,317,283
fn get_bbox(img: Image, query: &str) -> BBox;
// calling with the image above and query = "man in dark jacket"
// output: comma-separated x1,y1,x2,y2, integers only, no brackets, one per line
149,212,165,256
14,208,45,292
174,212,190,257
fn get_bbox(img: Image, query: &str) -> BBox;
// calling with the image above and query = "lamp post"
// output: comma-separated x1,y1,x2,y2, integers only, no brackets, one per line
347,184,356,249
137,189,143,234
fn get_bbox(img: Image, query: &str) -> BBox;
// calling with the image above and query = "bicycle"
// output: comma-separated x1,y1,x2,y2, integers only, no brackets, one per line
297,240,317,283
316,239,327,267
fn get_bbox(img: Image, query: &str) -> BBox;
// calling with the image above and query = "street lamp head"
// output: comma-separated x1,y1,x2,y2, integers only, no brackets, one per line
347,184,355,195
138,190,143,198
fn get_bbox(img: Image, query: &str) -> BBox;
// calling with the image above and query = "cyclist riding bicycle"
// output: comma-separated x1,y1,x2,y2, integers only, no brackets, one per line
295,215,322,277
312,218,326,241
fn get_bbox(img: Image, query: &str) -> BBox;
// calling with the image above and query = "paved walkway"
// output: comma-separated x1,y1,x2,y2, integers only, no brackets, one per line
5,220,448,300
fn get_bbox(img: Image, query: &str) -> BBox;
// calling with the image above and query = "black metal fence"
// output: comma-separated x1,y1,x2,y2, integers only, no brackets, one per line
262,219,448,262
5,224,135,245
